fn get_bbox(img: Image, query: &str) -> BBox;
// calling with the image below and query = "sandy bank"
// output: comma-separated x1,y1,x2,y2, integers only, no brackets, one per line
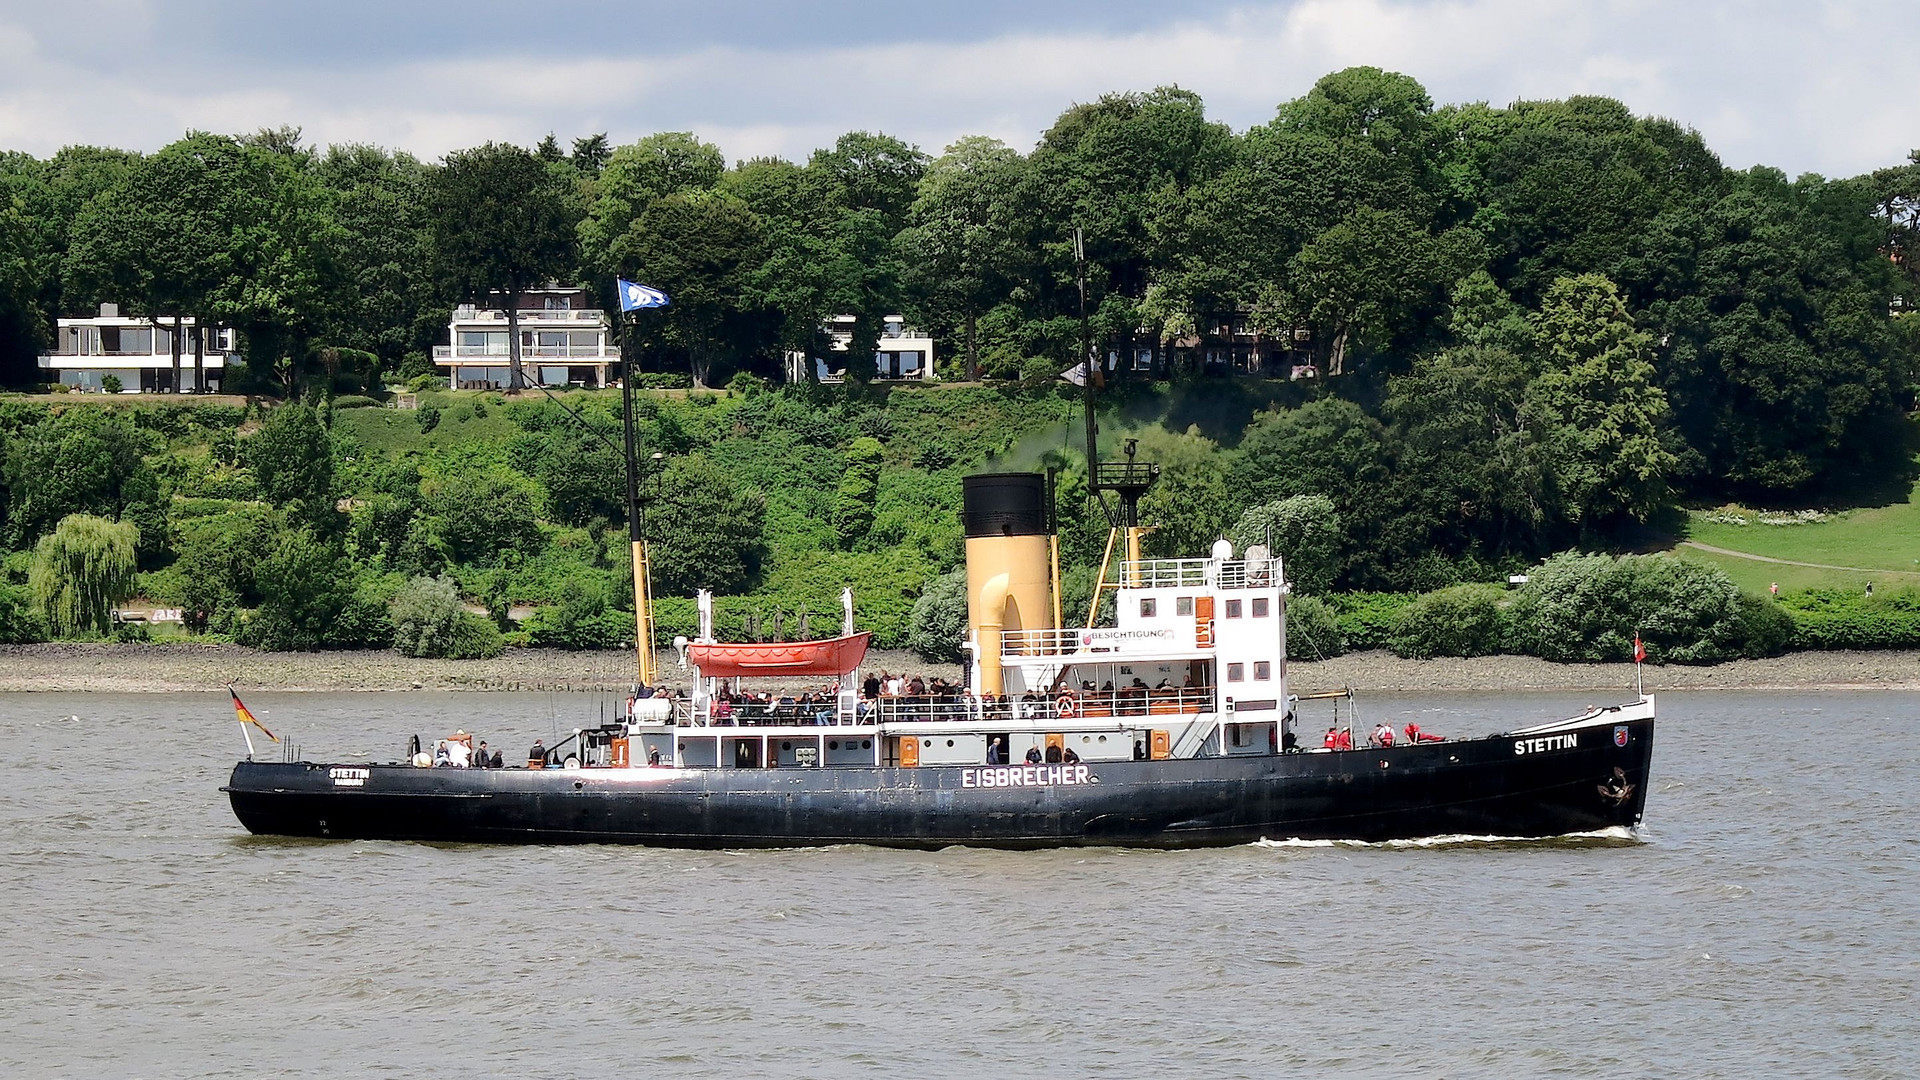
0,643,1913,694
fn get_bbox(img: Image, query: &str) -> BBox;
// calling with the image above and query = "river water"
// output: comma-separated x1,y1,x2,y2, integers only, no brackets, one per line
1,690,1915,1079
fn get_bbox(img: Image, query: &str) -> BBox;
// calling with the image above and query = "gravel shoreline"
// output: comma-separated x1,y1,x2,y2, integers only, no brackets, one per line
0,643,1913,694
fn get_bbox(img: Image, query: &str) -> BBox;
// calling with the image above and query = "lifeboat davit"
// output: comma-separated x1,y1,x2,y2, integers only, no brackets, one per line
686,632,873,678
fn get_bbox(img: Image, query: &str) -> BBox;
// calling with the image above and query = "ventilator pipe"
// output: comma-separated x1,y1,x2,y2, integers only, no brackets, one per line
974,571,1011,697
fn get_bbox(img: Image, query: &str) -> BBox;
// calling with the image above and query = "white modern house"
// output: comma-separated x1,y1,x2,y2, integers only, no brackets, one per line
38,304,234,392
785,315,936,383
432,287,619,389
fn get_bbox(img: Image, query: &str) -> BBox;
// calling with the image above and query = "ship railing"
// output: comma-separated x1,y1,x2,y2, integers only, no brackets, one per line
1048,685,1214,718
999,628,1088,656
1117,558,1280,590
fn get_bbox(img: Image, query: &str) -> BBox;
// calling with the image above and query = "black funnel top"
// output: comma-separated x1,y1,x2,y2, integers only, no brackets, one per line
963,473,1050,538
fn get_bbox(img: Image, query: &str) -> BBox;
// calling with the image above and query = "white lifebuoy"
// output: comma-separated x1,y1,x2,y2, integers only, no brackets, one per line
1057,695,1077,717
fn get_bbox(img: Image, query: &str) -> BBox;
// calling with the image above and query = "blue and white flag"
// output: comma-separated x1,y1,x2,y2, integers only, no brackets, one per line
618,279,670,311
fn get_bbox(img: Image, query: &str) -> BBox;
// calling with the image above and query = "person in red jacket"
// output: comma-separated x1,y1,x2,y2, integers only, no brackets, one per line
1404,723,1445,743
1334,727,1353,751
1324,726,1341,749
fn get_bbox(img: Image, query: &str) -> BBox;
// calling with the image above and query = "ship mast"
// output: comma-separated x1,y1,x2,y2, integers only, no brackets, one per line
620,313,656,690
1073,228,1157,628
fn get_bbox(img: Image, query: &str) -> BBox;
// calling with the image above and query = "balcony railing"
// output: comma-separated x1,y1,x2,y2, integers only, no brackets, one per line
1118,558,1280,590
1001,625,1196,657
432,345,616,360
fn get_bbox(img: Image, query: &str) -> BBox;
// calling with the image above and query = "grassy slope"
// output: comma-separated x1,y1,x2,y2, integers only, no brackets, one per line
1670,477,1920,593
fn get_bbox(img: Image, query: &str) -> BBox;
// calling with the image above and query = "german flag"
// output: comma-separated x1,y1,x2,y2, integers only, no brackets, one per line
230,688,279,742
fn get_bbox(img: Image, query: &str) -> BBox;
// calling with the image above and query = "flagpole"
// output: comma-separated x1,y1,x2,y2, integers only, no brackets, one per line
239,717,256,761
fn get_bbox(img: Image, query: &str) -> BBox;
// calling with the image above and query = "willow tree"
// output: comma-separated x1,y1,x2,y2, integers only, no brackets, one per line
30,514,138,638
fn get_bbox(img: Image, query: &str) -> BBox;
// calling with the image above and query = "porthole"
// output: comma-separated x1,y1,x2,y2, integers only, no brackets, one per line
923,739,932,747
862,740,873,749
829,741,840,751
781,741,792,751
1098,735,1108,743
1081,736,1090,743
946,739,955,747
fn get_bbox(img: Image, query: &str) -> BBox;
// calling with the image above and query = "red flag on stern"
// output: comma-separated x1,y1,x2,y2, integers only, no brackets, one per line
230,688,279,742
1633,633,1646,664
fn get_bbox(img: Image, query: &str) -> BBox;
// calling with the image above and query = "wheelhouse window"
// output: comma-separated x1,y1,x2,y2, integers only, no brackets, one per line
1227,663,1244,682
1140,598,1157,618
1254,661,1271,681
1176,596,1193,616
1225,599,1243,619
1252,597,1270,618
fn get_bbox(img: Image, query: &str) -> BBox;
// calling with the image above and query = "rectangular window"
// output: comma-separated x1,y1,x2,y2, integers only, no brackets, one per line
1139,598,1157,618
1227,663,1244,682
544,295,570,310
570,331,600,356
1254,661,1271,681
1225,599,1243,619
1176,596,1193,617
1252,597,1270,618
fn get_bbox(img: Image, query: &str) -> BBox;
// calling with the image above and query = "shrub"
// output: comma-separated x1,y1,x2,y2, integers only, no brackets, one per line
445,611,506,659
391,575,462,658
0,583,47,643
1507,551,1775,663
524,575,630,650
727,371,770,396
100,375,123,394
634,372,693,390
1388,583,1508,658
1285,594,1345,659
906,568,968,662
1779,588,1920,650
331,395,381,409
1326,592,1416,651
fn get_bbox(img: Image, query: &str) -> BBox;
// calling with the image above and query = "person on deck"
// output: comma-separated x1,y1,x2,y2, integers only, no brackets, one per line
1334,728,1353,751
1061,746,1081,765
527,740,546,768
863,672,881,700
1371,723,1395,748
648,747,663,766
1404,723,1445,744
1025,745,1044,764
1045,743,1063,763
473,741,491,768
987,738,1004,765
1325,727,1341,749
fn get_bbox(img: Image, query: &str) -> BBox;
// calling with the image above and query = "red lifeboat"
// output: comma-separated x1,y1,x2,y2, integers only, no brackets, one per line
686,632,873,678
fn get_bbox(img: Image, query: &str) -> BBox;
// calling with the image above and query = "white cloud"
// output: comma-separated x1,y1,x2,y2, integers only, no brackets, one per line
0,0,1912,176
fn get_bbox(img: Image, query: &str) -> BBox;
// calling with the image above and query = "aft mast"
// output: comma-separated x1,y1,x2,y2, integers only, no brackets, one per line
1072,226,1159,629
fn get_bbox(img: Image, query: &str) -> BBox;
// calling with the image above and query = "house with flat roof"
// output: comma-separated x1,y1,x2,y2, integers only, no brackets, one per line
784,315,935,383
38,304,234,392
431,287,618,389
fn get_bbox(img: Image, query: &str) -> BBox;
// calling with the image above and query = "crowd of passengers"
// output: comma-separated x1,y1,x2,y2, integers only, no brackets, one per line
697,670,1211,727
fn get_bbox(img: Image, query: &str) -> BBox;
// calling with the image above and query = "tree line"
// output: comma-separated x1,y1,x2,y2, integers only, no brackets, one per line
2,66,1916,505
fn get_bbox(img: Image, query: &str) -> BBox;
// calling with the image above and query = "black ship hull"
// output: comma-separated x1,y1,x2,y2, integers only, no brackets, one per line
225,712,1653,850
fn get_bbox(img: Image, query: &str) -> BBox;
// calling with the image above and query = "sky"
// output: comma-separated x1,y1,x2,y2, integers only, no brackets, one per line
0,0,1912,178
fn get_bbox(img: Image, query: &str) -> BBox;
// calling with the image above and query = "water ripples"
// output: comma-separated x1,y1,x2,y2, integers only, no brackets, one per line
2,689,1919,1077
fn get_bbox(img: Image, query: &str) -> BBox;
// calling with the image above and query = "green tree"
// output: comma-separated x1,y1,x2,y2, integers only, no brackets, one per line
897,137,1023,380
29,513,137,637
906,567,968,662
1136,425,1231,558
65,132,341,394
312,145,436,369
832,436,884,547
611,190,770,387
1227,495,1344,595
428,142,578,390
425,466,543,564
2,408,150,546
579,132,727,265
1526,274,1676,525
649,455,766,596
246,403,334,519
